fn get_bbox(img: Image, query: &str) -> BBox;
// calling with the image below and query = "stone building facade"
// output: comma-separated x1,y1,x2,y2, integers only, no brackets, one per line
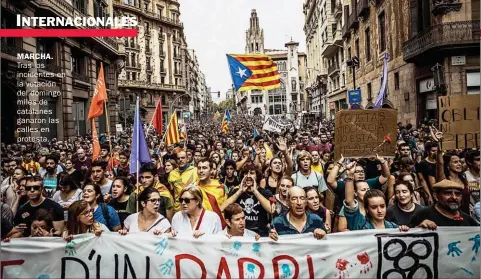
1,0,124,143
114,0,187,126
304,0,480,125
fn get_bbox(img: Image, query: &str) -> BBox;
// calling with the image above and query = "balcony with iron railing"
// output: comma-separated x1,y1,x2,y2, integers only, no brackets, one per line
160,68,167,74
146,65,153,72
356,0,369,18
159,51,166,58
403,20,480,62
333,1,342,18
126,41,140,50
72,71,90,83
146,47,152,54
118,80,185,91
113,0,141,13
328,63,340,76
348,8,359,30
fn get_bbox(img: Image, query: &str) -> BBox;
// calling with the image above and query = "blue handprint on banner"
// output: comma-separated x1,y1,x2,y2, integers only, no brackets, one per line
65,241,77,256
158,259,174,275
155,238,168,256
251,242,261,256
37,275,50,279
229,241,242,256
469,234,479,261
281,264,292,279
246,263,256,279
447,241,463,257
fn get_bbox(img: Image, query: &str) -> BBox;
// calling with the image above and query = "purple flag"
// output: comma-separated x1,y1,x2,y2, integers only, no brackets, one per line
130,97,151,174
374,53,389,108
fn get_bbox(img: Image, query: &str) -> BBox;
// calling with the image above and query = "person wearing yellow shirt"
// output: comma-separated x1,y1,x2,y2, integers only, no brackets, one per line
310,150,324,175
194,157,227,227
21,152,40,176
168,151,198,212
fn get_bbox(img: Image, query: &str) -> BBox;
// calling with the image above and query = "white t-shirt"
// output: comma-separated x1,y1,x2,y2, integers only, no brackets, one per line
124,213,171,233
292,171,328,192
171,209,222,237
218,228,258,239
100,179,113,196
52,189,83,221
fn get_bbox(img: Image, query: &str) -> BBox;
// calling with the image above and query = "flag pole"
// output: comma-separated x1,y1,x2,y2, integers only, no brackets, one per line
136,97,140,213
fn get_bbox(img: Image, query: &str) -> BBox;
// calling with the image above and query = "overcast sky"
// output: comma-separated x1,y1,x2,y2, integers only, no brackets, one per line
180,0,306,103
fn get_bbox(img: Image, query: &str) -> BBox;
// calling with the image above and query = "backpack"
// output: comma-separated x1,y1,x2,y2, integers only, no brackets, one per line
101,203,111,230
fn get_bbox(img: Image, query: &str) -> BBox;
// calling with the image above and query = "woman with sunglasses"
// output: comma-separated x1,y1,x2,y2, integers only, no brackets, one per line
64,200,107,242
119,187,171,235
171,185,222,238
52,172,82,221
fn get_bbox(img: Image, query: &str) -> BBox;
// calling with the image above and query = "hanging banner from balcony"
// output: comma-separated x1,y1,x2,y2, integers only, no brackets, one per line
1,228,479,279
438,94,480,150
334,108,397,160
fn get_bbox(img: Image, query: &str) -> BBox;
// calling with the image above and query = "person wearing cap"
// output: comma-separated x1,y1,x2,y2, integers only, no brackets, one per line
408,180,478,228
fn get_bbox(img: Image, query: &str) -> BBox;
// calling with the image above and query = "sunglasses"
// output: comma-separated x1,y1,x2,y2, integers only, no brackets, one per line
179,197,196,204
25,186,41,191
147,198,161,204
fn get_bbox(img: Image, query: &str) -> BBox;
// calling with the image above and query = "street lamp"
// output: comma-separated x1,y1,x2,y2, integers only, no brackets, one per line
346,56,360,89
431,63,447,95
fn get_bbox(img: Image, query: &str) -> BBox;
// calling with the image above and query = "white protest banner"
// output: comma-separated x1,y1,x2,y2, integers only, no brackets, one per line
1,228,479,279
262,116,289,133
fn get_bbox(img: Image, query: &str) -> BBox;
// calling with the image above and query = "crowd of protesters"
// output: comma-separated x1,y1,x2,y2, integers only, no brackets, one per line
1,113,479,243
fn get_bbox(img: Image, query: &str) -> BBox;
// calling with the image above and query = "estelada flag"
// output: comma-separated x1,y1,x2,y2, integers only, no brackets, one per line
87,63,108,120
165,113,180,146
152,99,163,135
92,119,100,161
196,180,227,229
227,54,280,92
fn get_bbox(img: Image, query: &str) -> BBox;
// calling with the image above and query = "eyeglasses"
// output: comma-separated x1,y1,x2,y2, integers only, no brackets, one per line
82,209,94,216
147,198,161,204
179,197,196,204
25,186,41,191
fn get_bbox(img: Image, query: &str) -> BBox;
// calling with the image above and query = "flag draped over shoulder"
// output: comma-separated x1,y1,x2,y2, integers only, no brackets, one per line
197,180,227,229
88,63,108,120
165,113,180,145
91,120,100,161
221,109,231,134
227,54,280,92
151,99,163,135
129,97,151,174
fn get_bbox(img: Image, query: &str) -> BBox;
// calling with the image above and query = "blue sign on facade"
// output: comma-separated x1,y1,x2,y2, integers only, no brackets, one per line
348,89,362,104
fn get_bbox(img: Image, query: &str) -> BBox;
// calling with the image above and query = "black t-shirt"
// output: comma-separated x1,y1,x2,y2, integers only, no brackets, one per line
14,198,64,236
365,159,382,180
110,199,130,228
416,160,436,191
408,205,478,227
228,187,273,236
223,177,240,191
387,203,424,226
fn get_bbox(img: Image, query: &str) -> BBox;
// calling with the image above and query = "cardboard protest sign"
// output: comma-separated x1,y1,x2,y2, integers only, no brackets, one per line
438,94,480,150
1,228,479,279
334,109,397,160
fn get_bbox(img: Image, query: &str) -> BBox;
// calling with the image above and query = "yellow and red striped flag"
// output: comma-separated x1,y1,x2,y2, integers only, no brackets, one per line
221,109,231,134
165,113,180,146
227,54,280,92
